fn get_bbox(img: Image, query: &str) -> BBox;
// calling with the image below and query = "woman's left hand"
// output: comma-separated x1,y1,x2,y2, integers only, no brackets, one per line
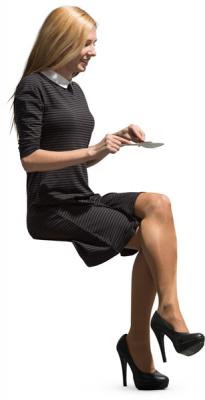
115,124,146,143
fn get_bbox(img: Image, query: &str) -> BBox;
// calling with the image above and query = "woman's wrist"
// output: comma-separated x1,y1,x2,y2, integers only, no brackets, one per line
87,144,97,160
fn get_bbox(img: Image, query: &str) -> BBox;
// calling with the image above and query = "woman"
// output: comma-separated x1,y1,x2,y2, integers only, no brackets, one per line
10,5,204,391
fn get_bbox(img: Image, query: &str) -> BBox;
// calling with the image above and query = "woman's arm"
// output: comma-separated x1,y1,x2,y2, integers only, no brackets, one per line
21,147,94,172
85,152,109,168
21,133,132,172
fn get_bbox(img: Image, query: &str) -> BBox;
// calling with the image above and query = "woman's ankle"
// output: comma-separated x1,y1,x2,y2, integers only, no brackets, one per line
126,333,156,373
127,328,150,344
158,302,180,318
157,303,189,332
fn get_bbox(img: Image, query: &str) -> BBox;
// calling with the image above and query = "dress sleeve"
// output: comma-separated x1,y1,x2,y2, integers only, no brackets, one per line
14,80,44,159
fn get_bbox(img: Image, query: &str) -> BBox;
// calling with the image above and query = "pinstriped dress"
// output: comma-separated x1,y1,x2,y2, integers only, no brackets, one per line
14,70,144,267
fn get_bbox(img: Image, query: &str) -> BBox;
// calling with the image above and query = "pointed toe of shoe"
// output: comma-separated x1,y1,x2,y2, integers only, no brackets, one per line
135,370,169,391
196,333,205,341
179,333,205,356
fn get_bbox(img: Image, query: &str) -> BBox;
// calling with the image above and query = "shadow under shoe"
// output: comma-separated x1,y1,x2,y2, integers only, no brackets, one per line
116,333,169,390
151,311,205,362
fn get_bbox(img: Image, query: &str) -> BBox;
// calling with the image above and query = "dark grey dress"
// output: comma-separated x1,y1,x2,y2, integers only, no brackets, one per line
14,70,144,267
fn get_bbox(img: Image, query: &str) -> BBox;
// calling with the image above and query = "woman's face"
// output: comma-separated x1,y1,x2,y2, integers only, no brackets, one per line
54,26,97,80
78,26,97,71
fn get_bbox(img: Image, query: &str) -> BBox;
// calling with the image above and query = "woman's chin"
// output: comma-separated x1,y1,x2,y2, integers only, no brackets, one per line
73,64,87,76
78,62,87,70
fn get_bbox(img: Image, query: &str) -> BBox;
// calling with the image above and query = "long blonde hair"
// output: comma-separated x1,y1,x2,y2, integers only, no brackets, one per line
8,5,97,135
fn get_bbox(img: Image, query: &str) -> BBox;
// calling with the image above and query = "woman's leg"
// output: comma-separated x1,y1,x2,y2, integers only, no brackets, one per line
126,250,157,373
126,192,189,333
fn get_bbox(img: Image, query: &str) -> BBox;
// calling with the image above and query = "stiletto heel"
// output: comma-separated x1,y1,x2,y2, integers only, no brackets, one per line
116,334,169,390
154,330,167,362
118,350,127,386
151,311,205,363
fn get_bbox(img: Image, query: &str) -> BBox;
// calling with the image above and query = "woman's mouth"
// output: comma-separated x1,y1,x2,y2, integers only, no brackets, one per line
81,59,89,65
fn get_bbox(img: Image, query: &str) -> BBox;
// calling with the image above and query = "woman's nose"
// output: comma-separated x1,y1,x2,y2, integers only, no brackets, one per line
87,44,97,56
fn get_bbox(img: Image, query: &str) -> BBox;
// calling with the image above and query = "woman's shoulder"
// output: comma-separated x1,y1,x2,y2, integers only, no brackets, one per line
15,72,45,96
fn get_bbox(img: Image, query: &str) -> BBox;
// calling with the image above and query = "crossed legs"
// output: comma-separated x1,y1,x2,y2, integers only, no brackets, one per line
124,192,189,372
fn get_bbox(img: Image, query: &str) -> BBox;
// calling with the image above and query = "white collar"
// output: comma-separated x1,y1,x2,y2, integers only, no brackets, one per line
40,69,73,89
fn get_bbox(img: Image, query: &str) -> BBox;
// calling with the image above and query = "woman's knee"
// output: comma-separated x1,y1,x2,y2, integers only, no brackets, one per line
147,194,173,223
134,192,172,219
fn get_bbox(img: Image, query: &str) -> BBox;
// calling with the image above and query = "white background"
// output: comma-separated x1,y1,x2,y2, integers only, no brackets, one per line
3,0,205,399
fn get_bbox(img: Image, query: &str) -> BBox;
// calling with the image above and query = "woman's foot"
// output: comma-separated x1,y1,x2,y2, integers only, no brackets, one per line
126,333,156,373
157,304,189,333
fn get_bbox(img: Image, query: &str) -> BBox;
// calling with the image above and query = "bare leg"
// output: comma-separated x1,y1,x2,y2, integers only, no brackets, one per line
126,250,157,373
125,193,189,372
127,193,189,333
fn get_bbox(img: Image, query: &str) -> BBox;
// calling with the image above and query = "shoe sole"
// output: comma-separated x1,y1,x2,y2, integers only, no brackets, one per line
179,339,204,356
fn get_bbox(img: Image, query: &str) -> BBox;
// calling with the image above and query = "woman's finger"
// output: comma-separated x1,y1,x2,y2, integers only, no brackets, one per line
129,124,146,141
112,135,131,144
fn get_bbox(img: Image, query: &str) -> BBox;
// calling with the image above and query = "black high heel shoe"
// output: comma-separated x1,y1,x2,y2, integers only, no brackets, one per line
151,311,205,362
116,334,169,390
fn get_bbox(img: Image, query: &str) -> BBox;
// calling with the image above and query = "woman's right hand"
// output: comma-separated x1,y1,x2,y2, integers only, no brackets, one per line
90,133,132,159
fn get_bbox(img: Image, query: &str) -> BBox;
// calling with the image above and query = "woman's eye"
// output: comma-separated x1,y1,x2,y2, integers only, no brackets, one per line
85,42,96,47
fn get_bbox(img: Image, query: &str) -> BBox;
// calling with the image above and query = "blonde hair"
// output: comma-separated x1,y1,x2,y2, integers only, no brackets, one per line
8,5,98,134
